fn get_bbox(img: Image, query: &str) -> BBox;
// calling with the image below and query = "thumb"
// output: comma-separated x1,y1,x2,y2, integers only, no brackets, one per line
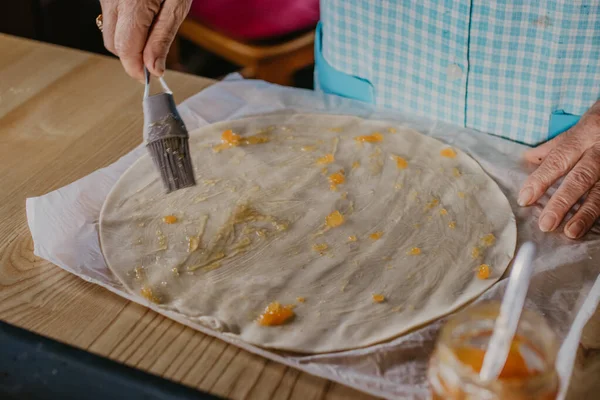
143,0,191,77
523,131,568,165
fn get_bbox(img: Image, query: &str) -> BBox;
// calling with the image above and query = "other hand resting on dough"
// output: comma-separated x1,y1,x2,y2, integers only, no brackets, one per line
520,101,600,239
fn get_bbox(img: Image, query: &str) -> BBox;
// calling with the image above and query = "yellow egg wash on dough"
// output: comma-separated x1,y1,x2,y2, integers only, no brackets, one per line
257,302,295,326
213,129,271,152
392,155,409,169
355,132,384,143
326,210,345,228
369,231,384,240
407,247,422,256
316,153,335,165
312,243,329,254
372,294,385,303
328,170,345,191
162,215,178,224
481,233,496,247
477,264,491,280
440,148,457,158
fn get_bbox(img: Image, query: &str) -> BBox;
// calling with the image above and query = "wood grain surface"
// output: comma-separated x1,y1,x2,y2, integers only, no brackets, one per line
0,33,598,400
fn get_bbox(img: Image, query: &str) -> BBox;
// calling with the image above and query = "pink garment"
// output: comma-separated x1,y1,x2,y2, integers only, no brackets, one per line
189,0,320,40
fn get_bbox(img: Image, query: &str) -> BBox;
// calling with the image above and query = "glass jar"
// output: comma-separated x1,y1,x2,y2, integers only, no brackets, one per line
428,301,559,400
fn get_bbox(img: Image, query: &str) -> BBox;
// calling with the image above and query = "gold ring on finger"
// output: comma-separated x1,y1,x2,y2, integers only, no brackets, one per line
96,14,103,32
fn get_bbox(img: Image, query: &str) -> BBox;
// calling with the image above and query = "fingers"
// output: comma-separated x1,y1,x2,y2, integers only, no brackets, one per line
537,145,600,232
98,0,187,81
143,0,192,77
518,132,585,206
523,133,564,165
114,1,162,82
99,0,117,54
565,181,600,239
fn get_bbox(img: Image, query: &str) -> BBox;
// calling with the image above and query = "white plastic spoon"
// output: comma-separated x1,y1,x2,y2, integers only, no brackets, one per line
479,241,537,381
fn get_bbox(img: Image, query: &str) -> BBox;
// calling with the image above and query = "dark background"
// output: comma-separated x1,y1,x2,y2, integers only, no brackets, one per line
1,0,108,56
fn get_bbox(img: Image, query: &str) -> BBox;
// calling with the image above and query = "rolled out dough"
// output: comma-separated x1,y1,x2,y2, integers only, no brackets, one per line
99,113,516,353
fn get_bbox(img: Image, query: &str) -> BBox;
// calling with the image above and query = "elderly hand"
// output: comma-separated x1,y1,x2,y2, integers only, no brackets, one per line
520,103,600,239
99,0,192,81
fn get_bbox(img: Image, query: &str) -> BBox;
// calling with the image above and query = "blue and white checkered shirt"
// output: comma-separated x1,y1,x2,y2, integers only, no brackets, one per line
319,1,600,145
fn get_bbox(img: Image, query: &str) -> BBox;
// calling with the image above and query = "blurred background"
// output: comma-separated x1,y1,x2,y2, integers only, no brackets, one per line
0,0,318,89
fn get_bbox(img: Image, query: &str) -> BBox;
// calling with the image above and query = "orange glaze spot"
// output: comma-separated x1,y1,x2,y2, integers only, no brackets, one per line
387,127,397,134
312,243,329,253
214,130,269,152
425,198,440,210
352,161,361,169
370,231,384,240
328,170,346,191
257,302,295,326
393,155,408,169
326,210,345,228
348,235,358,242
440,148,457,158
458,191,466,199
222,129,241,146
472,247,481,259
244,135,270,145
439,208,448,215
140,286,161,303
296,297,306,303
407,247,422,255
316,153,335,165
454,339,533,379
448,221,457,229
162,215,178,224
355,133,384,143
372,294,385,303
481,233,496,247
477,264,491,279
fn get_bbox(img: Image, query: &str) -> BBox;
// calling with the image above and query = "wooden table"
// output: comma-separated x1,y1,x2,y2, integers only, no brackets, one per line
1,33,599,400
0,34,379,400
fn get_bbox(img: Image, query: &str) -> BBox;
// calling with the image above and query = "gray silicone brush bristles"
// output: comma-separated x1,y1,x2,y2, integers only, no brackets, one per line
143,69,196,193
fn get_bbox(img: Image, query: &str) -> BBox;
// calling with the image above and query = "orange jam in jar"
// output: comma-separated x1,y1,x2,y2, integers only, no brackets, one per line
428,302,559,400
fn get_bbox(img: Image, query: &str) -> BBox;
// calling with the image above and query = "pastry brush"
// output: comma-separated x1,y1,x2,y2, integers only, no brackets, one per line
143,67,196,193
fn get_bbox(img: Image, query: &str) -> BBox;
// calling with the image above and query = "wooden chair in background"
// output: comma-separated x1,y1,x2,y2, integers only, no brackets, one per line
167,18,315,86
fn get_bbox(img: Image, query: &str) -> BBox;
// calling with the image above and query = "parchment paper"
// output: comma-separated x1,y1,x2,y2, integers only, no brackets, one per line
26,74,600,399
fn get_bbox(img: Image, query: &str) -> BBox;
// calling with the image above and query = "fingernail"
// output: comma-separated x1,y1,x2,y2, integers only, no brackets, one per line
155,58,166,76
566,220,586,239
518,187,534,206
539,213,557,232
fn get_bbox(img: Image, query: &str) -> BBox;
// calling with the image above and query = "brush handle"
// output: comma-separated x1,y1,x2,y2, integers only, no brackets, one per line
144,67,172,97
142,68,189,144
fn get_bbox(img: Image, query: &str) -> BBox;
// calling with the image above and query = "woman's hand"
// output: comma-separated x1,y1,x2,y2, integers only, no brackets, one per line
99,0,192,81
520,102,600,239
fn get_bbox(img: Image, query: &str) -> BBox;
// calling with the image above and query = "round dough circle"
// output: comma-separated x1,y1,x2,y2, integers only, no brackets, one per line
100,113,516,353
